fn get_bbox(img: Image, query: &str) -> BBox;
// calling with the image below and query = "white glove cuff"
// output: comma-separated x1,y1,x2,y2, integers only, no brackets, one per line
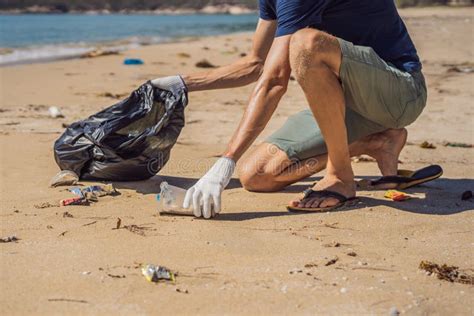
151,75,187,94
206,157,235,189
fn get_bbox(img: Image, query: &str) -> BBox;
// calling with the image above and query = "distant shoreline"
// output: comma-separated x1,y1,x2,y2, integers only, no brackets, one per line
0,5,257,15
1,3,473,15
1,3,472,15
0,35,208,67
0,12,258,66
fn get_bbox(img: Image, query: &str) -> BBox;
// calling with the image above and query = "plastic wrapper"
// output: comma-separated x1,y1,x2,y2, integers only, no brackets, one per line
61,197,89,206
53,82,187,181
384,190,411,201
141,264,175,283
69,184,117,199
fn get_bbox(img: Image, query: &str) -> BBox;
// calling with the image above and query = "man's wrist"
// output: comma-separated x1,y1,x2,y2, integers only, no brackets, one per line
222,152,236,161
180,75,196,92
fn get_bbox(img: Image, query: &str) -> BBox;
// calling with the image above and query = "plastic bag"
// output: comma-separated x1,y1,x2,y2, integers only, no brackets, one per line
53,81,187,181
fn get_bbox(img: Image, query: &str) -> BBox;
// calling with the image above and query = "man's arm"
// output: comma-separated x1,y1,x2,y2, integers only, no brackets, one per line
182,19,276,92
183,36,292,218
223,35,292,161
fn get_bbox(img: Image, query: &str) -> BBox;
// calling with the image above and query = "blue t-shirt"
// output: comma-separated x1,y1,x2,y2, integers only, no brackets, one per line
259,0,421,72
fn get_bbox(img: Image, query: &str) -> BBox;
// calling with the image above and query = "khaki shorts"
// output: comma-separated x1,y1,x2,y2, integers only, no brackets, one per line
266,38,427,161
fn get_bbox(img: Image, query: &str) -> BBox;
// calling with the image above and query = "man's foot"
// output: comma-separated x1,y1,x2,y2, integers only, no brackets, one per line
361,128,407,188
289,128,406,207
290,174,356,209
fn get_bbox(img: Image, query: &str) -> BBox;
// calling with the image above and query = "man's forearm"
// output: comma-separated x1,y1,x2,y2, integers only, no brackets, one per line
178,19,276,92
181,56,264,92
220,36,292,162
222,76,289,161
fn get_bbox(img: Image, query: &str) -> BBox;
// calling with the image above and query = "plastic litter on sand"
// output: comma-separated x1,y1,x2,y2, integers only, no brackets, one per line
61,184,118,206
158,182,196,216
50,170,79,187
48,106,64,118
384,190,411,201
0,236,19,243
141,264,175,283
61,197,89,206
124,58,144,65
69,184,118,199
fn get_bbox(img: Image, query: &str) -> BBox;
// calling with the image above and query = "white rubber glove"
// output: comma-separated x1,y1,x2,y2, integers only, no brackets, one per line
183,157,235,219
151,75,187,94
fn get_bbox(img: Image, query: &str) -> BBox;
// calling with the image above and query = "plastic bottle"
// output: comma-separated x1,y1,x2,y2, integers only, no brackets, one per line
157,182,193,216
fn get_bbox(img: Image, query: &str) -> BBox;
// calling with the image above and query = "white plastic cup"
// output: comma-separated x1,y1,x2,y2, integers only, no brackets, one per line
158,182,193,216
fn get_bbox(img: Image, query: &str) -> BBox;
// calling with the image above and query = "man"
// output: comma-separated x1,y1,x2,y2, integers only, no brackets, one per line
152,0,427,218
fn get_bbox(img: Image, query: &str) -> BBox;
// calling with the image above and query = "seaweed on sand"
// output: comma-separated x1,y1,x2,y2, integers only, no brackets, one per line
419,261,474,285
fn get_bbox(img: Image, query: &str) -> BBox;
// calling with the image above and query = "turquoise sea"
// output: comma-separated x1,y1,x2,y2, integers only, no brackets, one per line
0,14,258,65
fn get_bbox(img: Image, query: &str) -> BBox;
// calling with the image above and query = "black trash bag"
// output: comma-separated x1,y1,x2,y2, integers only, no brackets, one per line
53,81,187,181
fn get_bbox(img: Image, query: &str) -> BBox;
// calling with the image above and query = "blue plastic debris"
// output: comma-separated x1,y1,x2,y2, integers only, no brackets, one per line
69,187,84,197
124,58,144,65
69,184,117,199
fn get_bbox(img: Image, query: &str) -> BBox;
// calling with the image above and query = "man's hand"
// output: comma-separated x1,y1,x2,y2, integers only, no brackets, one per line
183,157,235,219
151,75,187,94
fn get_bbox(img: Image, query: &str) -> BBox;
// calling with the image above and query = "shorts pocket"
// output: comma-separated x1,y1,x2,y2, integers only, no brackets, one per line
382,70,421,128
396,88,427,128
394,72,427,128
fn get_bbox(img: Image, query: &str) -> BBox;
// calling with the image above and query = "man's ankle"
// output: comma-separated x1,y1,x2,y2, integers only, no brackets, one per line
326,167,355,183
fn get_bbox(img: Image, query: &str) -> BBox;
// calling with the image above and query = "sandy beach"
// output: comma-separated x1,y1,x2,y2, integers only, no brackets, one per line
1,7,473,315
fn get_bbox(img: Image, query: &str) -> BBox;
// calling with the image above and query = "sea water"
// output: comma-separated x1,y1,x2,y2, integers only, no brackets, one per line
0,13,258,65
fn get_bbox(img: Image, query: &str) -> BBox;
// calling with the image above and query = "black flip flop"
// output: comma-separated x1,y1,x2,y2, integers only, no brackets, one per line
287,189,357,212
370,164,443,190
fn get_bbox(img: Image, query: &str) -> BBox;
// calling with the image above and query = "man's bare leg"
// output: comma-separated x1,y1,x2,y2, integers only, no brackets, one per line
239,128,407,194
286,29,355,208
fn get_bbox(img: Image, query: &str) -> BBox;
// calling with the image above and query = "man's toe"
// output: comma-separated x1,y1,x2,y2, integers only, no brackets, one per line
319,197,339,208
309,199,321,208
303,199,313,208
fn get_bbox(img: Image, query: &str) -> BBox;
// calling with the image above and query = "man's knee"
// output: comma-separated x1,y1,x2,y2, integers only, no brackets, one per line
289,29,336,79
239,169,282,192
290,29,329,54
238,153,285,192
238,143,290,192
